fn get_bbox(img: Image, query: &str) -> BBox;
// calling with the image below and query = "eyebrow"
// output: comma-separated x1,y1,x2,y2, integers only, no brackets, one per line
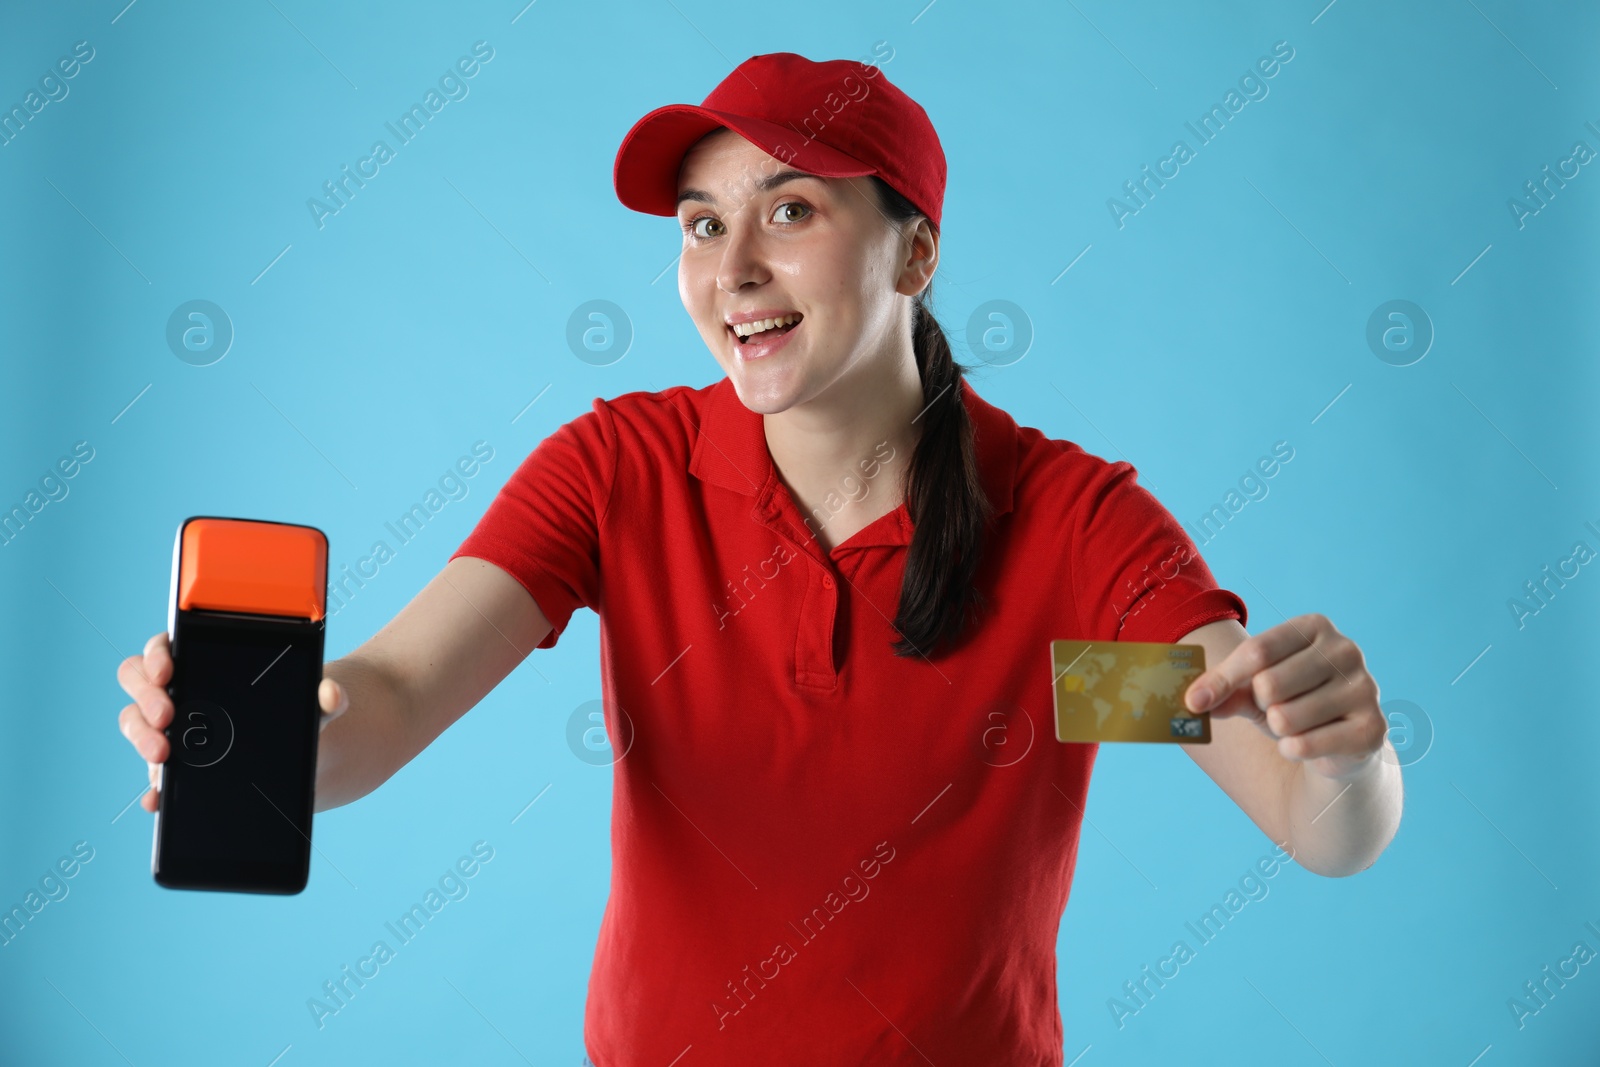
676,169,823,211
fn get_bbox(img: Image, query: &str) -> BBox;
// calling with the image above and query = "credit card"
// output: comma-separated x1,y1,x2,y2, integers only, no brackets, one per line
1050,640,1211,744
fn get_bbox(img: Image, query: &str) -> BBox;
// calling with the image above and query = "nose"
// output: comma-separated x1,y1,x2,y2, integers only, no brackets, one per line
715,221,769,295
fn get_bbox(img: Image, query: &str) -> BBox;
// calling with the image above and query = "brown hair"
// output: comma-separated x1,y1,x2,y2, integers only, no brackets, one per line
869,176,995,658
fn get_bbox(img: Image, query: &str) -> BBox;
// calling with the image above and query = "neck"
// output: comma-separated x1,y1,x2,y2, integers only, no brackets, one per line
762,341,928,542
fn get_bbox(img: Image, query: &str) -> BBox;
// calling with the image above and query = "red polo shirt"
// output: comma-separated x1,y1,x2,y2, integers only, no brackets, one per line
449,375,1246,1066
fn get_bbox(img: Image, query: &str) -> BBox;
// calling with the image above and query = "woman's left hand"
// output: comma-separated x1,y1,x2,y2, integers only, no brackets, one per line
1182,613,1388,781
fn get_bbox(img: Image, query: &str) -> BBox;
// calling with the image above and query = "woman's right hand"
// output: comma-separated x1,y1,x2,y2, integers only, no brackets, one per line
116,632,349,814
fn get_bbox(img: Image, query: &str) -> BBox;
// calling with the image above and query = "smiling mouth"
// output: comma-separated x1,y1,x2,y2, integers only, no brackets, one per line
731,313,803,345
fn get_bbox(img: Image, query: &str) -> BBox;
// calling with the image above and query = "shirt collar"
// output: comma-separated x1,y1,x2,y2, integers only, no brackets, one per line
688,375,1017,546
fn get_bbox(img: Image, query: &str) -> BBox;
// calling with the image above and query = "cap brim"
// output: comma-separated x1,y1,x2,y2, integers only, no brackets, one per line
613,104,879,218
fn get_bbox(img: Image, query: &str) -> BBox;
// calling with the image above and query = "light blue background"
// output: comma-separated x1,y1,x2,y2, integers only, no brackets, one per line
3,0,1598,1063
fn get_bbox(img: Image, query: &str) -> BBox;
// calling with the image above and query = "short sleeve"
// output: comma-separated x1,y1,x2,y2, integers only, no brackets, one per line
1069,458,1247,644
449,398,619,649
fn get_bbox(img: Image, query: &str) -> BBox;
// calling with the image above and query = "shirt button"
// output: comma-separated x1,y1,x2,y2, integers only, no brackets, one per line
822,575,834,589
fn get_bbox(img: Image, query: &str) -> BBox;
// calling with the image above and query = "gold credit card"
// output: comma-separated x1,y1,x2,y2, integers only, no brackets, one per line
1050,640,1211,744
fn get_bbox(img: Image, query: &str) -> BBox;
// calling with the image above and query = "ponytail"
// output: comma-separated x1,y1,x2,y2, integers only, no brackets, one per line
869,177,995,658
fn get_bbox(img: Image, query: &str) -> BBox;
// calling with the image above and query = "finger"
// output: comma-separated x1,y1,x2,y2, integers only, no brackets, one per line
139,682,173,731
119,649,154,693
141,631,173,689
1250,643,1338,722
318,678,348,727
118,647,174,730
142,756,163,813
319,677,347,715
144,633,175,720
1186,617,1320,712
118,702,169,764
1276,710,1387,763
144,630,171,667
119,702,169,763
1263,666,1378,737
1203,687,1274,731
117,654,166,723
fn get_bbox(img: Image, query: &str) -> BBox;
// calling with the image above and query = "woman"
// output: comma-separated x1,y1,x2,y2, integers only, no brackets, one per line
117,52,1402,1066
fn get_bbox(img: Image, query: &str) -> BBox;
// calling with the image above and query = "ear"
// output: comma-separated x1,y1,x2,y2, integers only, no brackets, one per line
894,218,939,298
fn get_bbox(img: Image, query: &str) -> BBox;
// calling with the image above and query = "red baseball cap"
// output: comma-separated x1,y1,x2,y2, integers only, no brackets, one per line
612,52,946,230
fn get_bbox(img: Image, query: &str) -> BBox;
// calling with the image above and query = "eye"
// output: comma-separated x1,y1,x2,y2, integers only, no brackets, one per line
682,201,812,242
683,215,723,240
771,201,811,224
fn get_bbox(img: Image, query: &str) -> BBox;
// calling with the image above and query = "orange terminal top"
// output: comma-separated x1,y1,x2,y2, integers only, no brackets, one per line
178,518,327,621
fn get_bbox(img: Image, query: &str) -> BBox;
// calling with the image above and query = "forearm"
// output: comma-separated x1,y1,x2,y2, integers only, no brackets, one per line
313,653,417,813
1281,740,1405,877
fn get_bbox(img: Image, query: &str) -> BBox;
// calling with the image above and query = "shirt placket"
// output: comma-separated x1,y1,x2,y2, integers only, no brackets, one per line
751,481,840,691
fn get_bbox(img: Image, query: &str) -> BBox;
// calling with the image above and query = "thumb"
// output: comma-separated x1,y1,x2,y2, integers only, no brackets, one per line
1183,669,1269,729
318,677,348,728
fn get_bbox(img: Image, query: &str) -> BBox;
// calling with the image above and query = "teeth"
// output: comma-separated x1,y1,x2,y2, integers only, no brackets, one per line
732,313,800,339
